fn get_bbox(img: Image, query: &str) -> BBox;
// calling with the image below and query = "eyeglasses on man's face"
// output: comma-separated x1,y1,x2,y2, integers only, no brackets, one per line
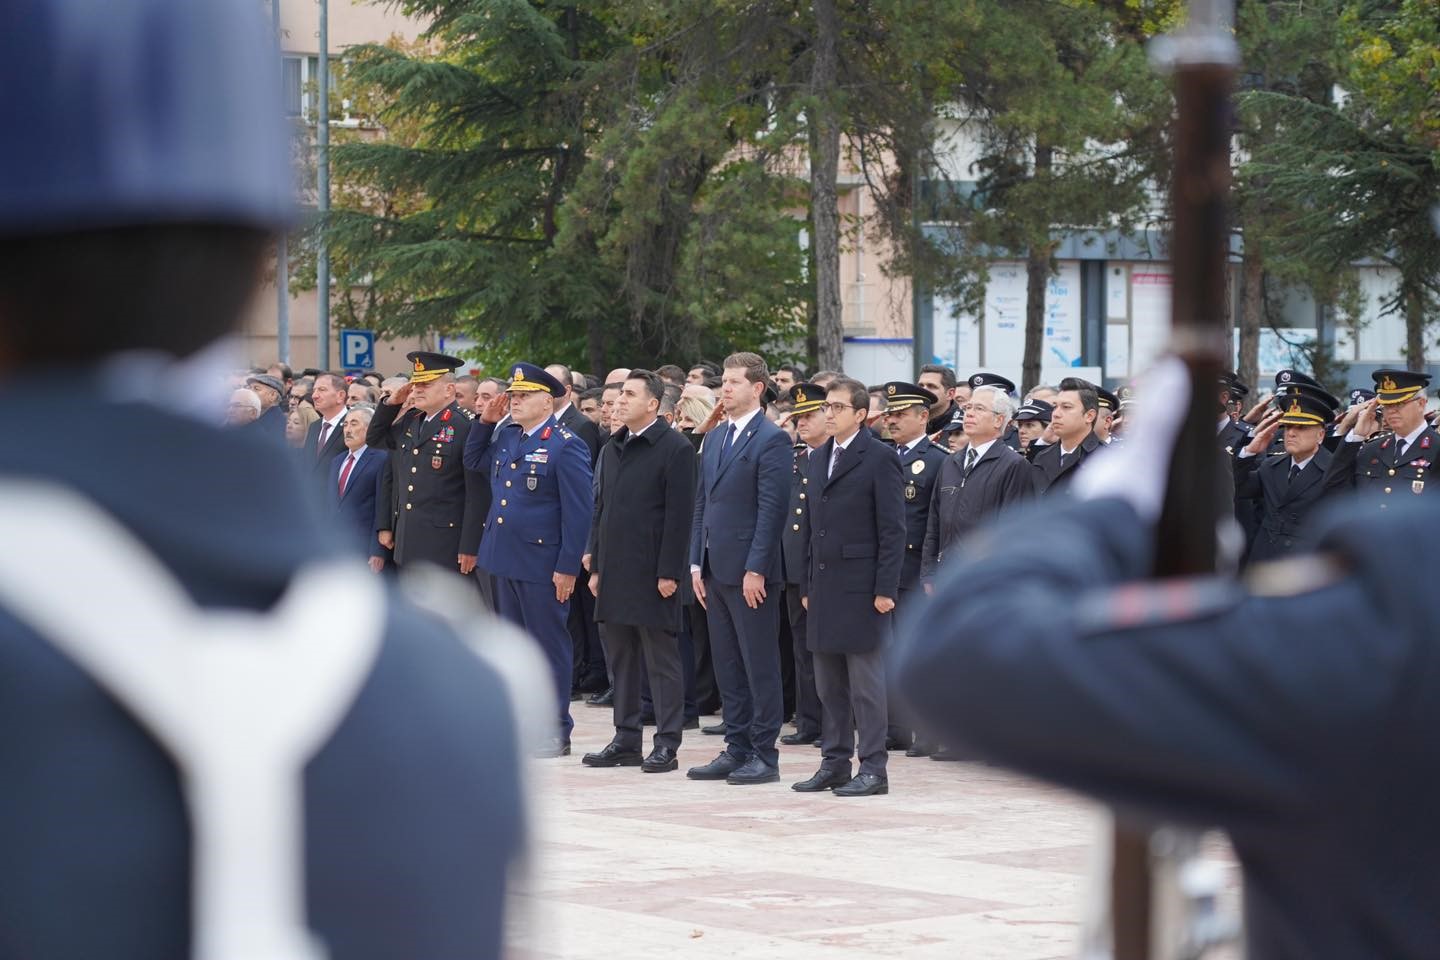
823,402,863,414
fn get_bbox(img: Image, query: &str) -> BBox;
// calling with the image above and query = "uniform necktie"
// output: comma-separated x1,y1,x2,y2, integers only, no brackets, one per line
828,443,843,478
338,452,356,496
1288,462,1301,485
964,447,978,476
317,421,332,458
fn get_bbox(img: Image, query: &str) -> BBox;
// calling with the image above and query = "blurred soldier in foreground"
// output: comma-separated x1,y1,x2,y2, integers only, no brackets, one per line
0,2,531,957
893,357,1440,960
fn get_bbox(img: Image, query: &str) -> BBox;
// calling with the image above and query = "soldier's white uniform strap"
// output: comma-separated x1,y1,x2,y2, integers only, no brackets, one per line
0,480,382,960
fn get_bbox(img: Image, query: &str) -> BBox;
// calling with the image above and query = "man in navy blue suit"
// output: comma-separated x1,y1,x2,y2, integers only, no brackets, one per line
465,363,594,757
330,405,390,570
687,352,793,785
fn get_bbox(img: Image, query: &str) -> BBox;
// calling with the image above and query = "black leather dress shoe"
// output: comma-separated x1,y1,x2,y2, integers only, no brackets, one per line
585,686,614,707
791,767,852,792
906,741,935,758
533,738,571,759
833,772,888,797
885,735,908,751
581,742,643,767
683,717,700,730
641,746,678,773
687,751,746,780
700,721,725,735
780,731,819,746
726,756,780,785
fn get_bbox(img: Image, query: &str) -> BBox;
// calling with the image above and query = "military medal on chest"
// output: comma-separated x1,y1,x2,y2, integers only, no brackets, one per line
904,482,917,501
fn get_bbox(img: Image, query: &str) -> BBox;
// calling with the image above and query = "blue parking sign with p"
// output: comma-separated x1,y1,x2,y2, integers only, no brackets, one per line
340,329,375,369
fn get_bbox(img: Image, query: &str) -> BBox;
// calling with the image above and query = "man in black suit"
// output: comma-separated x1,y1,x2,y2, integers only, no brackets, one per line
687,352,793,785
1031,377,1103,495
1234,387,1336,563
791,378,905,797
582,370,696,774
366,353,487,575
546,363,602,463
306,372,349,478
778,383,828,746
547,363,607,697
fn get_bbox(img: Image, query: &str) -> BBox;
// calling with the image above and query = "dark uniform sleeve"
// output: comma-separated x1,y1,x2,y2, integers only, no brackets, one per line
1321,438,1361,497
919,474,943,582
367,401,403,449
890,495,1399,833
657,437,696,582
555,435,594,578
1233,452,1263,500
587,448,607,570
999,453,1036,506
745,430,792,579
872,447,906,599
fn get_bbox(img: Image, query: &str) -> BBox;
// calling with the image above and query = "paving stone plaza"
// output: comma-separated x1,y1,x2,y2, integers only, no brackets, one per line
509,707,1153,959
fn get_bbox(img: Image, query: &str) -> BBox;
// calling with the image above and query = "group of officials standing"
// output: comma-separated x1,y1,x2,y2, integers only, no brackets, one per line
288,342,1440,799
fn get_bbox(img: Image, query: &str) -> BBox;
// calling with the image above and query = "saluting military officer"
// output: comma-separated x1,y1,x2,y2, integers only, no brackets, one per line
1235,384,1339,562
1323,369,1440,508
366,351,487,573
465,363,594,757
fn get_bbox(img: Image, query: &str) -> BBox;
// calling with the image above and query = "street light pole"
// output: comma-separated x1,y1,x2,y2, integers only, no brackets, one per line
316,0,330,368
273,0,290,365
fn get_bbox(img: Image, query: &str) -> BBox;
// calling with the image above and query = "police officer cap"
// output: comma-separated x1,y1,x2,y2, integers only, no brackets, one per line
1,0,294,236
883,381,939,412
1275,369,1321,390
406,351,465,384
1095,387,1120,413
1348,387,1376,406
1014,399,1053,423
788,383,826,415
1276,391,1336,427
1273,381,1339,415
506,361,565,397
763,380,780,406
246,374,284,396
939,407,966,433
968,372,1016,395
1372,368,1431,405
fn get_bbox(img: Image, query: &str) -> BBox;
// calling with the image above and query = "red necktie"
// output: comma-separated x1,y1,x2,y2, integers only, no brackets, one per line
338,452,356,496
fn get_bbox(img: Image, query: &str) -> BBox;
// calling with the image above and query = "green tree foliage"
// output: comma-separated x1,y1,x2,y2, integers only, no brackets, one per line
1242,0,1440,369
325,1,808,375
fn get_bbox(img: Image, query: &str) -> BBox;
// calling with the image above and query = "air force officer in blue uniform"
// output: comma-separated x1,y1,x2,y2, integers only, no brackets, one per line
466,363,593,756
687,352,794,785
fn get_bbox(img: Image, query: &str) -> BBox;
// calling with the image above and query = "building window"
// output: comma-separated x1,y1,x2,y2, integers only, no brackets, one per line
282,56,303,116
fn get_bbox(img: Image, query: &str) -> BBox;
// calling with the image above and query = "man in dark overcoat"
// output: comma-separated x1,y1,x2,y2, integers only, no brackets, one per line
792,377,905,798
920,384,1034,586
1031,377,1104,495
583,371,696,774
